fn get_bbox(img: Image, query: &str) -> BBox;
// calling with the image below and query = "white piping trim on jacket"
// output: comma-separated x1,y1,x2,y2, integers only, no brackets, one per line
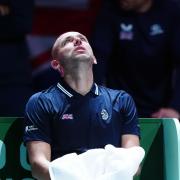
57,83,73,97
95,83,99,95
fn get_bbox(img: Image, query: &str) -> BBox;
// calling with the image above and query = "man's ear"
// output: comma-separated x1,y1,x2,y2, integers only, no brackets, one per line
51,59,60,70
51,59,64,77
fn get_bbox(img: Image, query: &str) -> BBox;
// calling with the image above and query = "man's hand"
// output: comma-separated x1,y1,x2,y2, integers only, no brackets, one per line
0,5,10,16
151,108,180,119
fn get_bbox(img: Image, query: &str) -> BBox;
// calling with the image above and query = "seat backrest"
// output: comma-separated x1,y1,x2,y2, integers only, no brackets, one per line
0,117,179,180
162,118,180,180
135,118,180,180
0,117,32,179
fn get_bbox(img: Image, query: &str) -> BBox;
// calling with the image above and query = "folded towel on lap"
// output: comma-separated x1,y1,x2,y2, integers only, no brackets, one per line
49,144,145,180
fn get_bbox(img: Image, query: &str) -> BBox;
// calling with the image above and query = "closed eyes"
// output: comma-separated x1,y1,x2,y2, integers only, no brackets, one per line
62,37,73,46
61,35,87,47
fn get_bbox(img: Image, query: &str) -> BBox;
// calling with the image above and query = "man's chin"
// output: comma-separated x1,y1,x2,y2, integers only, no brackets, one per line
75,54,91,61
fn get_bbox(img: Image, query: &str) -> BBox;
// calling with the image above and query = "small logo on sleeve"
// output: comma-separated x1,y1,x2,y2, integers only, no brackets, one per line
25,125,38,132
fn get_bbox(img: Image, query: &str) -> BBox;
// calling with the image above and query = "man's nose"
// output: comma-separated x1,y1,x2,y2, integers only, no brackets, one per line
74,38,82,46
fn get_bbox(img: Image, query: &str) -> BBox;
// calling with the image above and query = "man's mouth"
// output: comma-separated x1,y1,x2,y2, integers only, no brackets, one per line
74,46,86,52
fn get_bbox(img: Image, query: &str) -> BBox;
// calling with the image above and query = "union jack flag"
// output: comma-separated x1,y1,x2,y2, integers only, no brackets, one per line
62,114,74,120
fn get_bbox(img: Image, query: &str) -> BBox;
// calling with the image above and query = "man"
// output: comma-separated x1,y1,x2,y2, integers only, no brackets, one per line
23,31,140,180
90,0,180,118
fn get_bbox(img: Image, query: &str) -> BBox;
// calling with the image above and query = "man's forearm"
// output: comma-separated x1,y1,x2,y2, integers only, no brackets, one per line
31,159,51,180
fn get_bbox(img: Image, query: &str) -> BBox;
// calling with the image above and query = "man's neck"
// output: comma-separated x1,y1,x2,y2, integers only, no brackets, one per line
64,69,94,95
136,0,152,13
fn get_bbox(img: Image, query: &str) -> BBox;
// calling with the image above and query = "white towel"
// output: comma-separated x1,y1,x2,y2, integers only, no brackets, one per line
49,145,145,180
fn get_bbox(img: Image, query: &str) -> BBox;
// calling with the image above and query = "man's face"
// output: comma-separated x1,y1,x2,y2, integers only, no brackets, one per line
118,0,149,11
55,31,95,66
